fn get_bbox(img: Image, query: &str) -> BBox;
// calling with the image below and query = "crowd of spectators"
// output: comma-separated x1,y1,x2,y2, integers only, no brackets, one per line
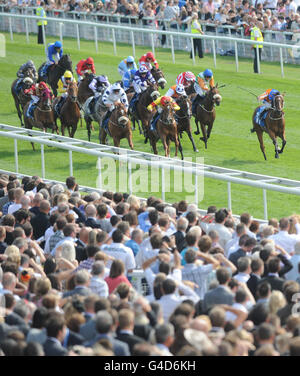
0,172,300,356
2,0,300,38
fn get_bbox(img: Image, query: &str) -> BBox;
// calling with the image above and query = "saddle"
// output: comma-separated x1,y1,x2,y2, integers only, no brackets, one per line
27,101,37,119
14,79,24,95
255,106,269,130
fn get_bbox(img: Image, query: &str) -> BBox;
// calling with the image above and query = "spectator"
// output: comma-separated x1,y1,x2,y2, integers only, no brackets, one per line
105,259,132,295
89,261,109,298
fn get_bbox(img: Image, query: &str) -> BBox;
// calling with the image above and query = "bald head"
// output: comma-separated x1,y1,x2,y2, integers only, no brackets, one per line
79,227,91,243
33,193,43,206
40,200,50,213
190,318,210,334
85,204,97,218
2,272,17,291
20,195,31,209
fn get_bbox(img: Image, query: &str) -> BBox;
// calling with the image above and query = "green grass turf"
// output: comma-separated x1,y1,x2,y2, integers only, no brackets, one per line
1,31,300,219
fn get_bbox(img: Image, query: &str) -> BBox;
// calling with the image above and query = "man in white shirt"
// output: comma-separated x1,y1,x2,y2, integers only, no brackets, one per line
159,278,199,322
200,209,232,250
225,223,247,258
101,229,136,273
234,257,251,283
8,188,24,214
89,261,109,298
270,217,300,254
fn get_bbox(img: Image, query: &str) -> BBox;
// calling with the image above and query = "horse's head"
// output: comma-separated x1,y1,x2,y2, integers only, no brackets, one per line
114,102,129,127
67,81,78,102
273,94,284,112
209,86,222,106
161,102,174,125
151,68,167,89
59,55,73,73
176,96,192,118
147,83,160,101
40,88,52,110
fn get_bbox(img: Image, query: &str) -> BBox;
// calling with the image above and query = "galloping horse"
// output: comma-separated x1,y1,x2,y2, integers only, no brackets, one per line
185,81,197,101
23,87,56,150
38,55,73,97
175,96,198,153
131,83,160,137
77,73,95,106
194,85,222,149
149,103,183,159
83,93,107,141
252,94,286,160
53,82,80,138
11,68,36,127
99,102,134,149
151,67,167,89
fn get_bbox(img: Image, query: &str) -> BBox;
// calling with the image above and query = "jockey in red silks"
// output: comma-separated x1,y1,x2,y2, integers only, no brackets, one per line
76,57,96,82
138,52,159,71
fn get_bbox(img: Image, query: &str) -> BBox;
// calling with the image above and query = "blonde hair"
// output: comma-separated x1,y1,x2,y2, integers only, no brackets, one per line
127,195,140,212
4,245,21,265
34,278,51,297
268,290,286,315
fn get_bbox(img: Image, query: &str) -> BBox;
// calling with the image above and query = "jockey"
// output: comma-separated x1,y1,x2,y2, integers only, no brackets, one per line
101,82,128,128
122,69,137,92
22,77,35,92
192,69,215,114
24,81,49,117
89,75,110,96
147,95,180,131
41,41,63,78
118,56,137,77
165,84,187,99
76,57,96,82
55,70,76,115
176,71,196,88
139,52,159,71
129,65,156,114
17,60,37,80
251,89,281,132
258,89,280,108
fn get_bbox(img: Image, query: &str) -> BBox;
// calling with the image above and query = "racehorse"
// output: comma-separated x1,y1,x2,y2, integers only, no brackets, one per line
53,82,80,138
151,67,167,89
23,87,56,150
149,102,183,160
99,102,134,150
252,94,286,160
38,55,73,97
194,85,222,149
77,73,95,106
185,81,197,101
175,96,198,152
11,68,36,127
83,93,107,141
131,83,160,137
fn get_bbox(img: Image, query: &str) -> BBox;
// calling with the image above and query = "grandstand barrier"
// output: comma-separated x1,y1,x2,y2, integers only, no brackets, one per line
1,124,300,221
1,11,300,76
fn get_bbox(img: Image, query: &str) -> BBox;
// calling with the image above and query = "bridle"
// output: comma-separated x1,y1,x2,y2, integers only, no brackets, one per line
269,95,284,120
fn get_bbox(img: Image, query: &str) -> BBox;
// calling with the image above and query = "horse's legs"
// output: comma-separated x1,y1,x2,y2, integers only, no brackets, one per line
113,137,120,148
178,137,184,160
256,130,267,161
127,133,134,150
194,115,200,135
268,130,279,159
149,133,158,155
186,129,198,152
278,130,287,154
199,122,208,149
99,128,106,145
85,117,91,142
207,123,213,139
14,97,24,127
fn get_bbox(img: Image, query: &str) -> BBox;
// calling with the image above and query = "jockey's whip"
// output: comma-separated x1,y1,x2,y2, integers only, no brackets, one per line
237,86,258,100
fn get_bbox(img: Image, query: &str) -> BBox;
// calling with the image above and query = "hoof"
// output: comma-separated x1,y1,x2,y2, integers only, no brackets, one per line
275,154,279,159
278,150,283,154
194,131,200,135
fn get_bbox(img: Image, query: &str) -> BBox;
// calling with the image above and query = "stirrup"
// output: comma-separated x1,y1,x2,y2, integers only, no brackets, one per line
250,128,256,133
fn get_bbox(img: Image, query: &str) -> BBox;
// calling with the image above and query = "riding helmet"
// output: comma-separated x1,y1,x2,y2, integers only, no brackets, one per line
23,77,33,85
112,82,122,91
146,52,155,60
175,84,186,95
86,57,94,65
161,96,172,106
64,70,73,79
54,41,62,48
185,71,195,81
139,65,148,74
203,69,213,78
27,60,35,67
126,56,135,63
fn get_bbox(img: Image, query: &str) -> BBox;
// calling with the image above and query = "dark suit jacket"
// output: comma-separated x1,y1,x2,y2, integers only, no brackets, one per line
43,337,68,356
229,248,247,267
31,212,50,240
116,332,144,354
80,317,97,342
85,218,102,229
75,239,87,263
84,334,130,356
247,273,261,299
202,285,234,314
66,330,84,347
0,241,7,254
277,303,293,326
173,230,186,252
260,275,285,292
29,206,40,217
